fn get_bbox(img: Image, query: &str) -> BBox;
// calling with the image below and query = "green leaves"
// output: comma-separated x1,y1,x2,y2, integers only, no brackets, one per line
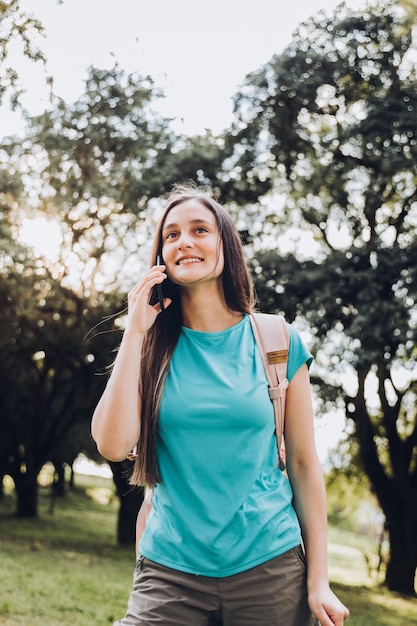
0,0,47,108
236,1,417,592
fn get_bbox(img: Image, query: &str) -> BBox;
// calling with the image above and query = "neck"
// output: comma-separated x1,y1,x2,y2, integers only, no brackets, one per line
180,286,242,332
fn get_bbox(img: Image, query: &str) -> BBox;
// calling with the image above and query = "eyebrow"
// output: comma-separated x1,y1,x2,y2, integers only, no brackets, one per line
162,218,214,232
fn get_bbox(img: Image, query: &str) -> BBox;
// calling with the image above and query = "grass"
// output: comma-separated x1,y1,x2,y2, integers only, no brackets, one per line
0,473,416,626
0,475,135,626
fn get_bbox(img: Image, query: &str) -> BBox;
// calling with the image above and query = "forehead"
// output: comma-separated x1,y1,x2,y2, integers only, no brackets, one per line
163,198,217,228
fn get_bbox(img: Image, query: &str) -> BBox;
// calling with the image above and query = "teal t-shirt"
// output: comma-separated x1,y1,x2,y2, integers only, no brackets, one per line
139,315,313,577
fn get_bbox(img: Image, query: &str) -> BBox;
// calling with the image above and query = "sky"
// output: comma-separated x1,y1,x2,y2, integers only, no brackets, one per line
6,0,364,137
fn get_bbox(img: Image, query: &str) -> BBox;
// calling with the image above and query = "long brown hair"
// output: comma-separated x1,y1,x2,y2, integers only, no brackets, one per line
130,184,254,486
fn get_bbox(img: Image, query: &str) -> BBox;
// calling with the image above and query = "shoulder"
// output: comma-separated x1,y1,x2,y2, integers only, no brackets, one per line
286,322,314,381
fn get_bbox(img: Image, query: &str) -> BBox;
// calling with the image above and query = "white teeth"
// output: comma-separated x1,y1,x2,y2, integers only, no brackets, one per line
178,258,203,265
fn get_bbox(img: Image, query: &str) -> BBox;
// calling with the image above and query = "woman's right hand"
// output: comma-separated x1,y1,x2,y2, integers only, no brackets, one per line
91,265,171,460
125,264,171,334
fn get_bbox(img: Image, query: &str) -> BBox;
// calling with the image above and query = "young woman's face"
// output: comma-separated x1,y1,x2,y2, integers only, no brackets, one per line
161,199,224,289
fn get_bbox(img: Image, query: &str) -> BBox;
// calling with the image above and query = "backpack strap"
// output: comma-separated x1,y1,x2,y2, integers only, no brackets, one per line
249,313,289,470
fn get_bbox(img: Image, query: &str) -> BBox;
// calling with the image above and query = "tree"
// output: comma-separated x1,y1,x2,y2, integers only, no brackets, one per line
0,218,119,516
29,66,177,210
109,461,144,545
228,0,417,595
0,0,48,108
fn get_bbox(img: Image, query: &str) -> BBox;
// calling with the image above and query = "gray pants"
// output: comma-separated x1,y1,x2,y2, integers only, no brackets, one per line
114,545,318,625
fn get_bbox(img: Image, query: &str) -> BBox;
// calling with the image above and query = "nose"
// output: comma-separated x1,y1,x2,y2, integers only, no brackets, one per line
177,232,193,249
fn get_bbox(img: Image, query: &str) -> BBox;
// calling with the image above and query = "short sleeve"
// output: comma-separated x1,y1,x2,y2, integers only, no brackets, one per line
286,324,313,382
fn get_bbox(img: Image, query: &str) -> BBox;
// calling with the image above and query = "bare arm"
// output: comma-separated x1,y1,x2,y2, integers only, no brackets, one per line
285,364,349,626
91,264,169,461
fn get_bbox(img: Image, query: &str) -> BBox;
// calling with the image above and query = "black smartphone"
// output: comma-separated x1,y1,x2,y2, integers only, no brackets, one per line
149,255,165,310
149,255,178,308
156,255,165,311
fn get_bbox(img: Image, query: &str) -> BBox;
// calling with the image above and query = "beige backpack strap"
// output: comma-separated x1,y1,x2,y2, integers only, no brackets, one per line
249,313,289,470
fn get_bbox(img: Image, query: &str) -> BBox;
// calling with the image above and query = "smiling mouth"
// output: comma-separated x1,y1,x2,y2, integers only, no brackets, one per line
176,257,203,265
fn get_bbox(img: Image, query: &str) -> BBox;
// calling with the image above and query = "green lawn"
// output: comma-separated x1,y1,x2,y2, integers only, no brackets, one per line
0,474,416,626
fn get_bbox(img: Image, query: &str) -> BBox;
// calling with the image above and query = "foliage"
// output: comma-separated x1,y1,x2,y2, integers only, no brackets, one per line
228,0,417,595
0,232,119,515
325,462,378,529
0,0,48,108
6,66,174,295
28,66,176,212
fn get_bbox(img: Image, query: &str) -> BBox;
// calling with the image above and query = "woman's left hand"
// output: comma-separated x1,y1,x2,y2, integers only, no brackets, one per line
309,585,350,625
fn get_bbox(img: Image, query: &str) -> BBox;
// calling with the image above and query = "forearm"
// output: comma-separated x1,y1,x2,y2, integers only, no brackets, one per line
288,461,330,592
284,365,349,624
91,329,144,461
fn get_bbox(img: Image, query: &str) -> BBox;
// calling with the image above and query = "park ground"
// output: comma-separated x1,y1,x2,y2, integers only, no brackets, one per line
0,472,416,626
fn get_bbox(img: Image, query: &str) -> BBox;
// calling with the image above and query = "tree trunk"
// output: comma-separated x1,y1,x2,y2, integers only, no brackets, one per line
385,504,417,596
117,484,145,546
14,471,38,517
69,464,75,489
351,393,417,597
109,460,144,546
52,462,66,497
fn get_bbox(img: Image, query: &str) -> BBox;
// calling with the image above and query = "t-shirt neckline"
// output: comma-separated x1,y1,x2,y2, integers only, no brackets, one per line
181,314,247,338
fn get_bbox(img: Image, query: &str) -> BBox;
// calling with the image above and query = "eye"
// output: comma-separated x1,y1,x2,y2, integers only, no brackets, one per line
194,226,208,234
165,231,178,240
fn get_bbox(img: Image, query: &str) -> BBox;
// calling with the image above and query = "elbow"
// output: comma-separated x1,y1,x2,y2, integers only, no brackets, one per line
91,403,140,462
101,449,129,463
91,424,136,463
93,437,132,463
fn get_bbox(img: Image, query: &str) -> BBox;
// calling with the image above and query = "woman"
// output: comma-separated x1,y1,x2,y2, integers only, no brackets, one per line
91,184,349,626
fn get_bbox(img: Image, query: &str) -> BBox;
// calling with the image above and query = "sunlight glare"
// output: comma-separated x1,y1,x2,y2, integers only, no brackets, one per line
20,217,62,261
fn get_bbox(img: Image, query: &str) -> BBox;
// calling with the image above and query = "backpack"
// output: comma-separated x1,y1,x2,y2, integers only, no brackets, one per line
134,312,290,552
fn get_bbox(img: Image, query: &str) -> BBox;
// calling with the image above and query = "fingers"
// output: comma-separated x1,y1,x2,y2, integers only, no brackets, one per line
125,265,169,334
128,265,166,302
309,590,350,626
315,603,350,626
